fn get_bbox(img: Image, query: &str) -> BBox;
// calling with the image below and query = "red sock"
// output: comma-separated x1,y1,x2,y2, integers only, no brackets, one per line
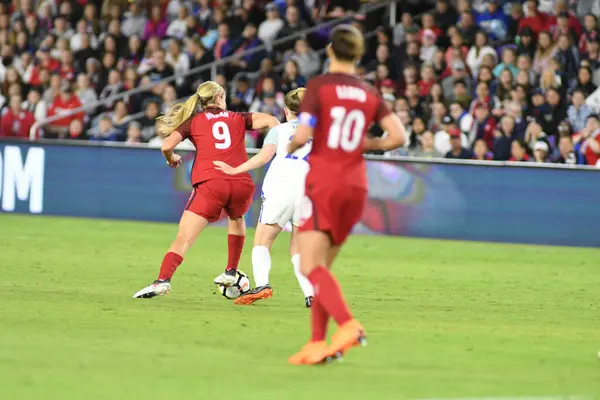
226,234,245,271
157,252,183,281
308,266,352,326
310,297,329,342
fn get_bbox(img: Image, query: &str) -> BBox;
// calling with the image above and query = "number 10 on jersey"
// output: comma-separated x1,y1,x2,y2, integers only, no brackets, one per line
328,107,365,152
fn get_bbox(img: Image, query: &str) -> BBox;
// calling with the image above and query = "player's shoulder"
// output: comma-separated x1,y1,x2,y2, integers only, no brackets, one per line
311,73,380,98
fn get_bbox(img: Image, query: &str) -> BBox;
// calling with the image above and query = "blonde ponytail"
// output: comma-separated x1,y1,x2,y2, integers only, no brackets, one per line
156,81,224,137
284,87,306,115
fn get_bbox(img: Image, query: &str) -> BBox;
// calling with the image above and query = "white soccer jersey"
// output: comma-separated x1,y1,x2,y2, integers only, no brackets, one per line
259,120,312,227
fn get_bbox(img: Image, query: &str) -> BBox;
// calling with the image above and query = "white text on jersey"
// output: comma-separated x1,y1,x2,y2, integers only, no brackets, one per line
206,111,229,120
335,86,366,103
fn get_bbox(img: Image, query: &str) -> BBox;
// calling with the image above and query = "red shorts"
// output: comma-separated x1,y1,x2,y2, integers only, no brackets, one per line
186,179,255,222
300,184,367,245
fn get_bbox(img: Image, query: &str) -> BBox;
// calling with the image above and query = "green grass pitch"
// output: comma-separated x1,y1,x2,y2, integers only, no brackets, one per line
2,214,599,399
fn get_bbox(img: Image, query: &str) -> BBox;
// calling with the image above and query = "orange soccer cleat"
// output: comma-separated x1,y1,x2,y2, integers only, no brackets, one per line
327,319,367,359
234,284,273,305
288,341,330,365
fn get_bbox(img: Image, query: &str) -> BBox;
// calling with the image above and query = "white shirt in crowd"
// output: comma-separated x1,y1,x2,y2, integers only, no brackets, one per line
258,18,284,51
434,130,469,156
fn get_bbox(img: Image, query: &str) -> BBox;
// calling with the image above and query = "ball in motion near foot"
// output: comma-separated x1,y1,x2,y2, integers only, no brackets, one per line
218,270,250,299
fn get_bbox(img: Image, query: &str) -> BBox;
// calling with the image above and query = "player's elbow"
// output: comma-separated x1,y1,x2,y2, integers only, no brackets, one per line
266,116,281,129
161,140,175,154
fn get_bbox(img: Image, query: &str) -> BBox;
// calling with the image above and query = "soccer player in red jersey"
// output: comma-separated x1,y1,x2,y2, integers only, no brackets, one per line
286,25,407,364
133,81,280,299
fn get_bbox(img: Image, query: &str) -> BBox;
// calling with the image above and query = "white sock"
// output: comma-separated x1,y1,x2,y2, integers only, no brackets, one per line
252,246,271,287
292,254,314,298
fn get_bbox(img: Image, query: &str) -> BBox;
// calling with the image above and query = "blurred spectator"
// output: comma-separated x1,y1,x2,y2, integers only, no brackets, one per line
89,115,120,142
568,89,593,133
259,3,284,51
291,39,321,79
442,61,471,100
138,100,161,142
0,95,35,139
166,39,190,89
410,130,442,158
467,31,497,78
143,5,168,41
46,82,84,138
393,12,414,47
275,6,308,53
517,27,536,59
492,115,515,161
76,74,98,113
228,23,266,75
126,121,144,145
533,140,551,162
458,10,477,46
552,135,579,164
473,138,493,161
167,7,189,40
519,0,549,37
420,29,438,62
493,47,518,78
573,66,598,96
476,0,507,41
434,0,458,32
280,59,306,93
525,117,550,152
533,32,557,76
509,139,531,162
67,119,86,140
580,114,600,166
22,89,47,122
446,128,474,159
111,100,131,141
468,101,496,150
122,1,147,38
434,115,468,155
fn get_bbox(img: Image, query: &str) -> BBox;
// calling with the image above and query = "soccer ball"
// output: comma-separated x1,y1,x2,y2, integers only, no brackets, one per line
218,270,251,299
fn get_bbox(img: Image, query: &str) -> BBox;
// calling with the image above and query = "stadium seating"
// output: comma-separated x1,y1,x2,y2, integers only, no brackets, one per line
1,0,600,166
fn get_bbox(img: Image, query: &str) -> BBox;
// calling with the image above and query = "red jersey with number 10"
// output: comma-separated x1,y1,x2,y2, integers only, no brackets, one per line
177,107,253,186
299,73,391,190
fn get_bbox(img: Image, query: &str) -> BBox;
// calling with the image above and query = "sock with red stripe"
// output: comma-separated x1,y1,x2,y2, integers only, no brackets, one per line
308,266,352,326
157,252,183,281
310,297,329,342
226,234,245,272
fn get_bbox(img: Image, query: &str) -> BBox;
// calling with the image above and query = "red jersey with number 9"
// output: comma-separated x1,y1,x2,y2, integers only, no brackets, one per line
299,73,391,190
177,107,254,186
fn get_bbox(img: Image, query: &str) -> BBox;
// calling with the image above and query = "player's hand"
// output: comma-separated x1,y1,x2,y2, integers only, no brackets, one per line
213,160,237,175
167,154,182,168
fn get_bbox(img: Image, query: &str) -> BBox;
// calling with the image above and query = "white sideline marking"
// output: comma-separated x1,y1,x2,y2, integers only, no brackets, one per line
416,396,590,400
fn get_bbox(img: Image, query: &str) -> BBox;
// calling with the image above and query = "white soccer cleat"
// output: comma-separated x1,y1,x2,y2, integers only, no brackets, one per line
213,271,237,287
132,280,171,299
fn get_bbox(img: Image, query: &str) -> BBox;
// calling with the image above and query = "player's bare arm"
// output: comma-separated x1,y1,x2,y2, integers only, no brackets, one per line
214,144,276,175
251,113,281,130
161,131,184,168
363,113,407,152
288,123,312,154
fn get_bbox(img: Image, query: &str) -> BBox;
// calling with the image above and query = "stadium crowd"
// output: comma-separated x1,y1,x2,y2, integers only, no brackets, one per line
0,0,600,166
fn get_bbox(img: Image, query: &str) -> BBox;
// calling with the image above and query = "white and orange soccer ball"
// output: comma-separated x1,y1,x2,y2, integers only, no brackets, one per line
217,270,251,299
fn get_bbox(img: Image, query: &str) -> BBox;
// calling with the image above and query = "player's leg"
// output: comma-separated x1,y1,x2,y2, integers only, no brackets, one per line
290,225,315,307
288,229,331,365
214,180,254,286
320,188,369,359
133,181,225,298
132,211,209,298
233,222,281,305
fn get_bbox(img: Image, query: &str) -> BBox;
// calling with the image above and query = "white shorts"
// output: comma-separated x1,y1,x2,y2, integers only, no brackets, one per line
258,191,306,228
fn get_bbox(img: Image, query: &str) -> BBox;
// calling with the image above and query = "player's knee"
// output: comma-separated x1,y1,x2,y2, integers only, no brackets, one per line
299,261,315,277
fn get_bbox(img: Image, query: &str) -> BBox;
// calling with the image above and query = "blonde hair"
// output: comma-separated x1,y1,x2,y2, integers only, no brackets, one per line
156,81,224,136
284,88,306,114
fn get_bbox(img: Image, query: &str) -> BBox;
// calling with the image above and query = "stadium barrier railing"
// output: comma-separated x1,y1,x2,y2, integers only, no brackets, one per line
2,138,599,248
28,0,401,140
